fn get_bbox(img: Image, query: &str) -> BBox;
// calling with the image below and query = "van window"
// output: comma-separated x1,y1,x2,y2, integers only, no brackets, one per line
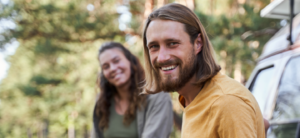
272,56,300,121
250,67,275,113
267,122,298,138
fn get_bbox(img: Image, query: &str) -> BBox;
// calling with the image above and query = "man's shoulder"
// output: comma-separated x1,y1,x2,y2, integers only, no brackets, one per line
211,72,250,96
209,73,260,113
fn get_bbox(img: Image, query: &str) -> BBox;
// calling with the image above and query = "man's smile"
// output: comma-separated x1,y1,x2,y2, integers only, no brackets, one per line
161,65,178,71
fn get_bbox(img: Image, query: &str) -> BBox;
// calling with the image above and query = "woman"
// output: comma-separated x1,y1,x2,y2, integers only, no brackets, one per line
92,42,173,138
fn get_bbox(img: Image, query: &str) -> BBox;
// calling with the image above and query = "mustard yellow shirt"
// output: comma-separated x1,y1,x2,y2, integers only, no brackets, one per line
179,72,265,138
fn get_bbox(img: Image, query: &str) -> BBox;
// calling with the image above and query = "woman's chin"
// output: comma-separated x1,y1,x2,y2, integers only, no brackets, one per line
114,81,129,88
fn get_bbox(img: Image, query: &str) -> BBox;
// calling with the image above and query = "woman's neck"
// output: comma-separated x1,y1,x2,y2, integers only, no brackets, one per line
114,84,131,115
115,83,131,101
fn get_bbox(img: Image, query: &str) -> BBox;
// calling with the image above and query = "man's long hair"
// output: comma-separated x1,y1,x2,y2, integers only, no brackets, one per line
95,42,146,129
142,3,221,94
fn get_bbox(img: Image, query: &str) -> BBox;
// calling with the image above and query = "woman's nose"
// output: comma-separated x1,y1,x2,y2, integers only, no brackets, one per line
109,64,118,72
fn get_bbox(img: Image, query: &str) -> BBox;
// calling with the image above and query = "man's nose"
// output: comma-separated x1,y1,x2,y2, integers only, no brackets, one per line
157,46,171,63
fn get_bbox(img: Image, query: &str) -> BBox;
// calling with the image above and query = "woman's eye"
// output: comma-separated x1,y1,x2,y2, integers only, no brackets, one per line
113,59,119,63
102,65,109,70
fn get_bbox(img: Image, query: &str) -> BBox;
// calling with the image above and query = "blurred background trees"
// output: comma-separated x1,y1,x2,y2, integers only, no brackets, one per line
0,0,280,137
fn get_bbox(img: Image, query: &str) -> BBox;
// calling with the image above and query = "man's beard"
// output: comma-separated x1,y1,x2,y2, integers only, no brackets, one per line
153,51,197,92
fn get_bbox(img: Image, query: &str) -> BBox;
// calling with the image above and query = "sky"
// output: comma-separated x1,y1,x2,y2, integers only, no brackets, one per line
0,41,19,82
0,0,19,82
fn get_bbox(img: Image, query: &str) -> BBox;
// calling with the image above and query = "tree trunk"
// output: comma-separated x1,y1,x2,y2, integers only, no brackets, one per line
68,125,75,138
220,50,227,75
210,0,213,15
143,0,154,24
27,128,32,138
68,111,77,138
157,0,164,8
83,125,89,138
140,0,154,33
37,123,42,138
186,0,195,10
43,120,49,138
234,61,243,83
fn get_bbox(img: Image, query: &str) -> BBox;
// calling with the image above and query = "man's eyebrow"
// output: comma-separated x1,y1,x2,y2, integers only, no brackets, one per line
164,38,180,42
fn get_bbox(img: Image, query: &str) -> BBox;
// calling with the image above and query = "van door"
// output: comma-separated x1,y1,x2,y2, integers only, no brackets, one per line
267,55,300,138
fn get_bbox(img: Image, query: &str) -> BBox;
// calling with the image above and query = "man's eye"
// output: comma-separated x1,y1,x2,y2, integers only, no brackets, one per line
170,42,178,46
149,45,159,49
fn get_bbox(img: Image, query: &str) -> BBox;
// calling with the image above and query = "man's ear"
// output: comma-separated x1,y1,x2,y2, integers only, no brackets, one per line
194,33,203,54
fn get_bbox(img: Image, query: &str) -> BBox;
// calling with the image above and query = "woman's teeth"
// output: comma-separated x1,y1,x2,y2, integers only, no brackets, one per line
161,65,176,71
113,74,121,79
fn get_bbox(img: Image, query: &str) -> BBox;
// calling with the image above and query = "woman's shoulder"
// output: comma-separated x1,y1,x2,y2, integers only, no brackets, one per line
146,92,172,104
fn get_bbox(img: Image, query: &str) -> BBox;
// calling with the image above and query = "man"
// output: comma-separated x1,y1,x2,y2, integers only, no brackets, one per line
142,3,265,138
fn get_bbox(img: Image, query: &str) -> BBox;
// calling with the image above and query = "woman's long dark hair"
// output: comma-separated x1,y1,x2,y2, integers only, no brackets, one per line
95,42,146,129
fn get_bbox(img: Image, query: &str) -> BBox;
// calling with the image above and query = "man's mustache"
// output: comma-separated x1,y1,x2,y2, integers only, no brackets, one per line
153,58,182,68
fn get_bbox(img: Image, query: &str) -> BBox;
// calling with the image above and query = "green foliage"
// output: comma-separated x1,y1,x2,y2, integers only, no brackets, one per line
0,0,281,137
0,0,126,137
195,2,280,80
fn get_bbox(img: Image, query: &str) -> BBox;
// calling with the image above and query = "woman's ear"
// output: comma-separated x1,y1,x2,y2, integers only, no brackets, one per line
194,33,203,54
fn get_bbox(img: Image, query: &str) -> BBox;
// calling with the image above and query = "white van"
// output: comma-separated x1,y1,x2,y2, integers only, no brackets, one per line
246,0,300,137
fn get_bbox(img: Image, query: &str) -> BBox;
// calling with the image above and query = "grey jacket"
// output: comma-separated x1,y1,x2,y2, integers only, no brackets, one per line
92,92,173,138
